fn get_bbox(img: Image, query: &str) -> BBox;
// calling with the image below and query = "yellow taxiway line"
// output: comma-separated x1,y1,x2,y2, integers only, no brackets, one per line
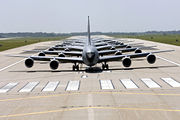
0,91,180,102
0,106,180,118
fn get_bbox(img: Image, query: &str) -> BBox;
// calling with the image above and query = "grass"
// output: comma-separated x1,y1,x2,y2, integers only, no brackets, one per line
112,34,180,46
0,37,68,52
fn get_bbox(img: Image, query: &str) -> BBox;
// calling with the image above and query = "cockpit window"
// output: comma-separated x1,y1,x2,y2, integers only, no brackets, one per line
86,52,95,59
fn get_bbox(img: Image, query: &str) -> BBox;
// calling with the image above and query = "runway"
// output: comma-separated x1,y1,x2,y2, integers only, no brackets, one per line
0,36,180,120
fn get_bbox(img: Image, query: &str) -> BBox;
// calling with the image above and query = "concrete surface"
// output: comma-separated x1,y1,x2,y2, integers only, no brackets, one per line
0,35,180,120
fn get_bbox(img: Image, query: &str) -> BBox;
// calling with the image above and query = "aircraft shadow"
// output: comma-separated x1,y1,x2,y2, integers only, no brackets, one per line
9,65,177,73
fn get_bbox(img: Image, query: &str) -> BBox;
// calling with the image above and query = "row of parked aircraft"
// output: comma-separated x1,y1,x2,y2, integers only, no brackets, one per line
11,16,173,71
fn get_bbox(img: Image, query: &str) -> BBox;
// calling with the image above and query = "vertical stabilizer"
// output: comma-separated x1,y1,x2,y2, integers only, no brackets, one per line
87,16,91,45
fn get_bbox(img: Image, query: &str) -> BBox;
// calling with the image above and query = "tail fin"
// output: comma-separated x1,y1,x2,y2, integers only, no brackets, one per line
87,16,91,45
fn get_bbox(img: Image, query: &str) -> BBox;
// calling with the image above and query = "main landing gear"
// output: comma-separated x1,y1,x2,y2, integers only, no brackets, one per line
72,64,79,71
102,62,109,70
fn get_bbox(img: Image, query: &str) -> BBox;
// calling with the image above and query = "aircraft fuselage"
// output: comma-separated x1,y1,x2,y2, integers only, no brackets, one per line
82,45,99,66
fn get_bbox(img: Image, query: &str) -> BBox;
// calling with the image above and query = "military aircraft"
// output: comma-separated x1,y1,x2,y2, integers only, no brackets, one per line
24,45,156,57
10,16,173,71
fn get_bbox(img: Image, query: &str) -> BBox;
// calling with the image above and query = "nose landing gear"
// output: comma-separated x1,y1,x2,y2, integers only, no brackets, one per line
72,64,79,71
102,62,109,70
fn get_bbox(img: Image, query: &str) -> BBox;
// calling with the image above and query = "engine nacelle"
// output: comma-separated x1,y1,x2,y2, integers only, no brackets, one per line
122,57,131,67
48,48,54,51
50,60,59,70
135,49,142,53
115,51,122,55
126,46,131,48
58,53,65,57
25,58,34,68
110,46,115,50
147,54,156,64
38,52,45,56
64,48,70,51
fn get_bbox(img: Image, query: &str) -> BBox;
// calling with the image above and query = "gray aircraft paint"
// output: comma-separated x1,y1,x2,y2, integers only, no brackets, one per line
82,16,99,66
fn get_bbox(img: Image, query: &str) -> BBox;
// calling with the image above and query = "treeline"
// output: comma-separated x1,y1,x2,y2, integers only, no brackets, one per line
0,30,180,38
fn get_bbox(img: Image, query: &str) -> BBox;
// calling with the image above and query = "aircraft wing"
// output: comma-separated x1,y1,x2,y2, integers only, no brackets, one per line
53,46,83,51
98,50,117,55
62,51,82,56
99,50,174,62
24,50,82,56
96,45,112,50
8,55,83,63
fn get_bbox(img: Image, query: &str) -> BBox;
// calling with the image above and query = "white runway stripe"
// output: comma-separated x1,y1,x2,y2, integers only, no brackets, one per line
66,80,80,91
0,59,24,72
158,56,180,67
0,82,18,93
100,80,114,89
161,78,180,87
120,79,138,89
141,78,160,88
42,81,59,92
19,82,39,92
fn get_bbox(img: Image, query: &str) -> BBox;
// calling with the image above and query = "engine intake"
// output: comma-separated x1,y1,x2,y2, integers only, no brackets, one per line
110,46,115,50
126,46,131,48
147,54,156,64
135,49,142,53
122,57,131,67
50,60,59,70
38,52,45,56
115,51,122,55
25,58,34,68
58,53,65,57
48,48,54,51
64,48,70,51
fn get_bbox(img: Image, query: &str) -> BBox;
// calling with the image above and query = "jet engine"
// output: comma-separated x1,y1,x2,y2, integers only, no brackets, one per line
48,48,54,51
147,54,156,64
126,46,131,48
64,48,70,51
50,59,59,70
110,46,115,50
58,53,65,57
122,57,131,67
38,52,45,56
115,51,122,55
25,58,34,68
135,49,142,53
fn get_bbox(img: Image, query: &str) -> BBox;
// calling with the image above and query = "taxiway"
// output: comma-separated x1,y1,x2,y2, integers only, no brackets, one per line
0,36,180,120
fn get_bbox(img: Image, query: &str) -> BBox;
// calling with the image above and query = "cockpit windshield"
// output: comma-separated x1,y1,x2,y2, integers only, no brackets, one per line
86,52,95,59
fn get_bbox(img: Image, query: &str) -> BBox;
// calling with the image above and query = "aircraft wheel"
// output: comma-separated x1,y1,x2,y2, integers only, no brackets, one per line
76,65,79,71
72,65,75,71
106,64,109,70
102,64,105,70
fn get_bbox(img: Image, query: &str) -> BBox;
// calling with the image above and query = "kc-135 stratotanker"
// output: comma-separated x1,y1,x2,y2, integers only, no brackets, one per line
9,16,174,71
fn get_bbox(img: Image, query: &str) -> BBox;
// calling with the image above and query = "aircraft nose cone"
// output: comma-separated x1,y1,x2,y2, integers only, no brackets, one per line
87,52,95,59
86,51,95,61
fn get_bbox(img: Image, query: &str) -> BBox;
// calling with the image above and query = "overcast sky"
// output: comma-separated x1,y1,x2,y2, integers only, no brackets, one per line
0,0,180,33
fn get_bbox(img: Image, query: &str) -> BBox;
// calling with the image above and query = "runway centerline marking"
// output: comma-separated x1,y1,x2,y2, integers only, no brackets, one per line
0,106,180,118
88,94,94,120
157,56,180,66
1,91,180,102
0,59,24,72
